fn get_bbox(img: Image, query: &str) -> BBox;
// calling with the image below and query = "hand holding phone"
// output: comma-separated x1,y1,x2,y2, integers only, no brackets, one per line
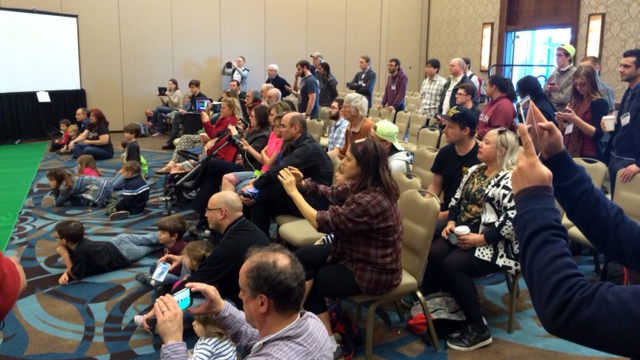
152,261,171,283
172,288,192,311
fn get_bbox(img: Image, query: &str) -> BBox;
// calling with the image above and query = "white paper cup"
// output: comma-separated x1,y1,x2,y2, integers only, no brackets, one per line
603,115,616,132
454,225,470,236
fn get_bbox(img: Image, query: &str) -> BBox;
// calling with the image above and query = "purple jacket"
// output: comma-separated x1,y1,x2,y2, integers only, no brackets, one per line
381,68,408,109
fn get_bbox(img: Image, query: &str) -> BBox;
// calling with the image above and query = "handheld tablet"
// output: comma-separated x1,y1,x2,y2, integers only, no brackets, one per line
195,98,212,112
158,86,167,95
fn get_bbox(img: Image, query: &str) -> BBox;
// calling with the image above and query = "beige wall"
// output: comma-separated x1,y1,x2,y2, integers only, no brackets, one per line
1,0,429,130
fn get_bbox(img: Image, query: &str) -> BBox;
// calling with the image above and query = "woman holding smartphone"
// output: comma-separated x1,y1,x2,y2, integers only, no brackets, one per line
555,65,608,160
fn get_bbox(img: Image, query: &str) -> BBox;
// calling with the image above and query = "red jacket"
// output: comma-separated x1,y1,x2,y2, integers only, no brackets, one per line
477,95,516,139
203,116,238,162
55,131,69,145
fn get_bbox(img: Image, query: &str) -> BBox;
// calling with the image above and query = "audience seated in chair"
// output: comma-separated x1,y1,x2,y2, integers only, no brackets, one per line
423,128,519,351
163,79,208,150
148,79,183,136
328,93,374,157
325,99,348,152
279,138,402,357
369,120,411,173
243,112,333,236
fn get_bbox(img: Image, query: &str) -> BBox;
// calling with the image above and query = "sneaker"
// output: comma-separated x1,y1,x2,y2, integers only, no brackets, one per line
151,132,163,137
162,144,175,150
135,273,154,287
333,346,345,360
109,210,130,221
446,324,492,351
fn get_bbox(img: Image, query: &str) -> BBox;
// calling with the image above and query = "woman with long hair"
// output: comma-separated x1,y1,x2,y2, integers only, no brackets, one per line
190,104,272,229
149,79,183,135
424,128,520,351
555,65,609,159
279,138,402,355
477,75,518,139
516,75,557,124
69,109,114,160
316,62,339,107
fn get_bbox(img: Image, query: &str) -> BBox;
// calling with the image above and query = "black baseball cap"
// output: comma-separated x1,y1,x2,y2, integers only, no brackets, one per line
439,105,477,131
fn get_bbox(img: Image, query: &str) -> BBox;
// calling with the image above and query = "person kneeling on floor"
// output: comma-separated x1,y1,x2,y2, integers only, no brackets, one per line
108,161,150,221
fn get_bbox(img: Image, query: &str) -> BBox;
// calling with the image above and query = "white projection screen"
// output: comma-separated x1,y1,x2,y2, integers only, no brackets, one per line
0,9,80,93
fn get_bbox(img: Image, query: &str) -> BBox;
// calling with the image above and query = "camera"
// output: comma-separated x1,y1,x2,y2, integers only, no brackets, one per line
225,61,233,69
229,134,243,148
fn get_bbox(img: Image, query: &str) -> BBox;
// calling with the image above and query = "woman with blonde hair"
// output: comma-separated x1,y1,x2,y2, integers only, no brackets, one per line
424,127,519,351
555,65,609,159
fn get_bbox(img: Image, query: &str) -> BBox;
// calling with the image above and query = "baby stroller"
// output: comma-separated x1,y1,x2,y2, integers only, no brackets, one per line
162,135,233,215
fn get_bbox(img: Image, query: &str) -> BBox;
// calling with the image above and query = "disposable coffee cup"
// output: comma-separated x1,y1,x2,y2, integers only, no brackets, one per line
603,115,616,132
454,225,470,236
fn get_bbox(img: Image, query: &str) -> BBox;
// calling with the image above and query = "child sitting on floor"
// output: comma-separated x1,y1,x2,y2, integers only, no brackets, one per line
50,119,71,152
108,161,149,221
113,124,148,190
57,124,80,155
134,240,213,330
54,219,163,285
77,154,101,177
134,214,188,287
43,168,112,208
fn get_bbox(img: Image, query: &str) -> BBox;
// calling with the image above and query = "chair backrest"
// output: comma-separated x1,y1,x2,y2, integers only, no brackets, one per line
306,119,324,143
380,108,396,121
329,152,341,169
411,113,428,129
406,117,423,146
371,116,382,123
614,170,640,223
392,172,421,194
573,157,607,188
398,190,440,283
412,147,438,189
368,107,381,118
319,106,330,121
394,111,411,142
417,127,440,149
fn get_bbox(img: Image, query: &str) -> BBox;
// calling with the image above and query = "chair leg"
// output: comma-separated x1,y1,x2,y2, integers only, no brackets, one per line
364,300,383,360
415,290,440,352
507,272,522,334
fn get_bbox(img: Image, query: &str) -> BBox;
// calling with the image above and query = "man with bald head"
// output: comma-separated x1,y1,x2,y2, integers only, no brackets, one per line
266,88,282,105
260,83,274,103
169,191,269,308
439,57,477,114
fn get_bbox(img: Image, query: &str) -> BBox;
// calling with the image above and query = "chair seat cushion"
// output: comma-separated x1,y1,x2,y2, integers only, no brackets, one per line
567,226,594,249
278,219,324,248
347,269,417,303
274,214,302,226
561,214,574,230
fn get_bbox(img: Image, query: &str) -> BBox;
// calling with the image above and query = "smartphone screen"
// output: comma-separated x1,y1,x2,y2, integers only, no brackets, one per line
515,96,530,125
152,261,170,282
172,288,192,310
196,99,211,112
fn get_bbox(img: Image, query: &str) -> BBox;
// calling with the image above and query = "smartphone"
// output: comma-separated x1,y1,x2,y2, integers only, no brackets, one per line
515,96,530,125
172,288,192,311
447,232,458,245
196,99,212,112
151,261,170,282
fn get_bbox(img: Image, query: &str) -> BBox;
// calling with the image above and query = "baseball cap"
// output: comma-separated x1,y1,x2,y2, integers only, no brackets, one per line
373,120,404,150
310,52,324,61
558,44,576,60
439,105,477,130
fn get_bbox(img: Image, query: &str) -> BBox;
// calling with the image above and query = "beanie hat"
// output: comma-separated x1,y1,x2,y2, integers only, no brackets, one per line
0,252,21,320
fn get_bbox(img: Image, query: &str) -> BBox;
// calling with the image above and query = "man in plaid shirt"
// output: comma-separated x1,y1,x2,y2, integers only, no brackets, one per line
156,244,333,360
326,99,348,152
418,59,447,123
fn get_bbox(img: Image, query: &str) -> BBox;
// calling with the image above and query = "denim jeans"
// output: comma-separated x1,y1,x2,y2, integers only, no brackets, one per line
72,143,114,160
152,106,175,133
111,173,126,191
112,233,162,264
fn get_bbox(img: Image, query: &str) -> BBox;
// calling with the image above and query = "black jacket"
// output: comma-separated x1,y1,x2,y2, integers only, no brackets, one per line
438,74,477,114
238,127,271,171
253,132,333,203
266,74,291,98
347,68,377,108
115,174,149,215
172,216,270,308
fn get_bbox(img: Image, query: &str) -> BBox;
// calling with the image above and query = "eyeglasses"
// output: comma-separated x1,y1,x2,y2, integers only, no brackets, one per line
205,207,225,212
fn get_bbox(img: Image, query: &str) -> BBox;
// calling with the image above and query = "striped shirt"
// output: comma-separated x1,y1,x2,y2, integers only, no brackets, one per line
418,75,446,118
191,337,236,360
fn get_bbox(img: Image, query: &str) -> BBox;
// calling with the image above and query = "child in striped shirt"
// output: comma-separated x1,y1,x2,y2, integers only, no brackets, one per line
189,314,236,360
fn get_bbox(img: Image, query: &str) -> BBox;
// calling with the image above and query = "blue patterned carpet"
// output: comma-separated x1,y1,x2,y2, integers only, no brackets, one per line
0,147,622,359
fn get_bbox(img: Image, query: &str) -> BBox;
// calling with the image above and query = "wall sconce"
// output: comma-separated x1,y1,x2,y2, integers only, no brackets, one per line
480,22,493,72
586,13,605,58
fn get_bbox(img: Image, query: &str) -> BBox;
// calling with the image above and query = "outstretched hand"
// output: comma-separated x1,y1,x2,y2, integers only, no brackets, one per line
185,282,225,316
512,124,553,195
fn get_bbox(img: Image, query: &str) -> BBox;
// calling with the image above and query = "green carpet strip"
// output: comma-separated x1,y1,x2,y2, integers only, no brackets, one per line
0,142,46,251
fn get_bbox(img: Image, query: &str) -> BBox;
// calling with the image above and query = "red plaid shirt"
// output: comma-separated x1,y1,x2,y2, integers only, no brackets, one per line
302,181,403,295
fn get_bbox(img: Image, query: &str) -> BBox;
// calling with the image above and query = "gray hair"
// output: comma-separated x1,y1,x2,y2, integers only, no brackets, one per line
453,58,466,72
344,93,368,120
268,64,279,72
